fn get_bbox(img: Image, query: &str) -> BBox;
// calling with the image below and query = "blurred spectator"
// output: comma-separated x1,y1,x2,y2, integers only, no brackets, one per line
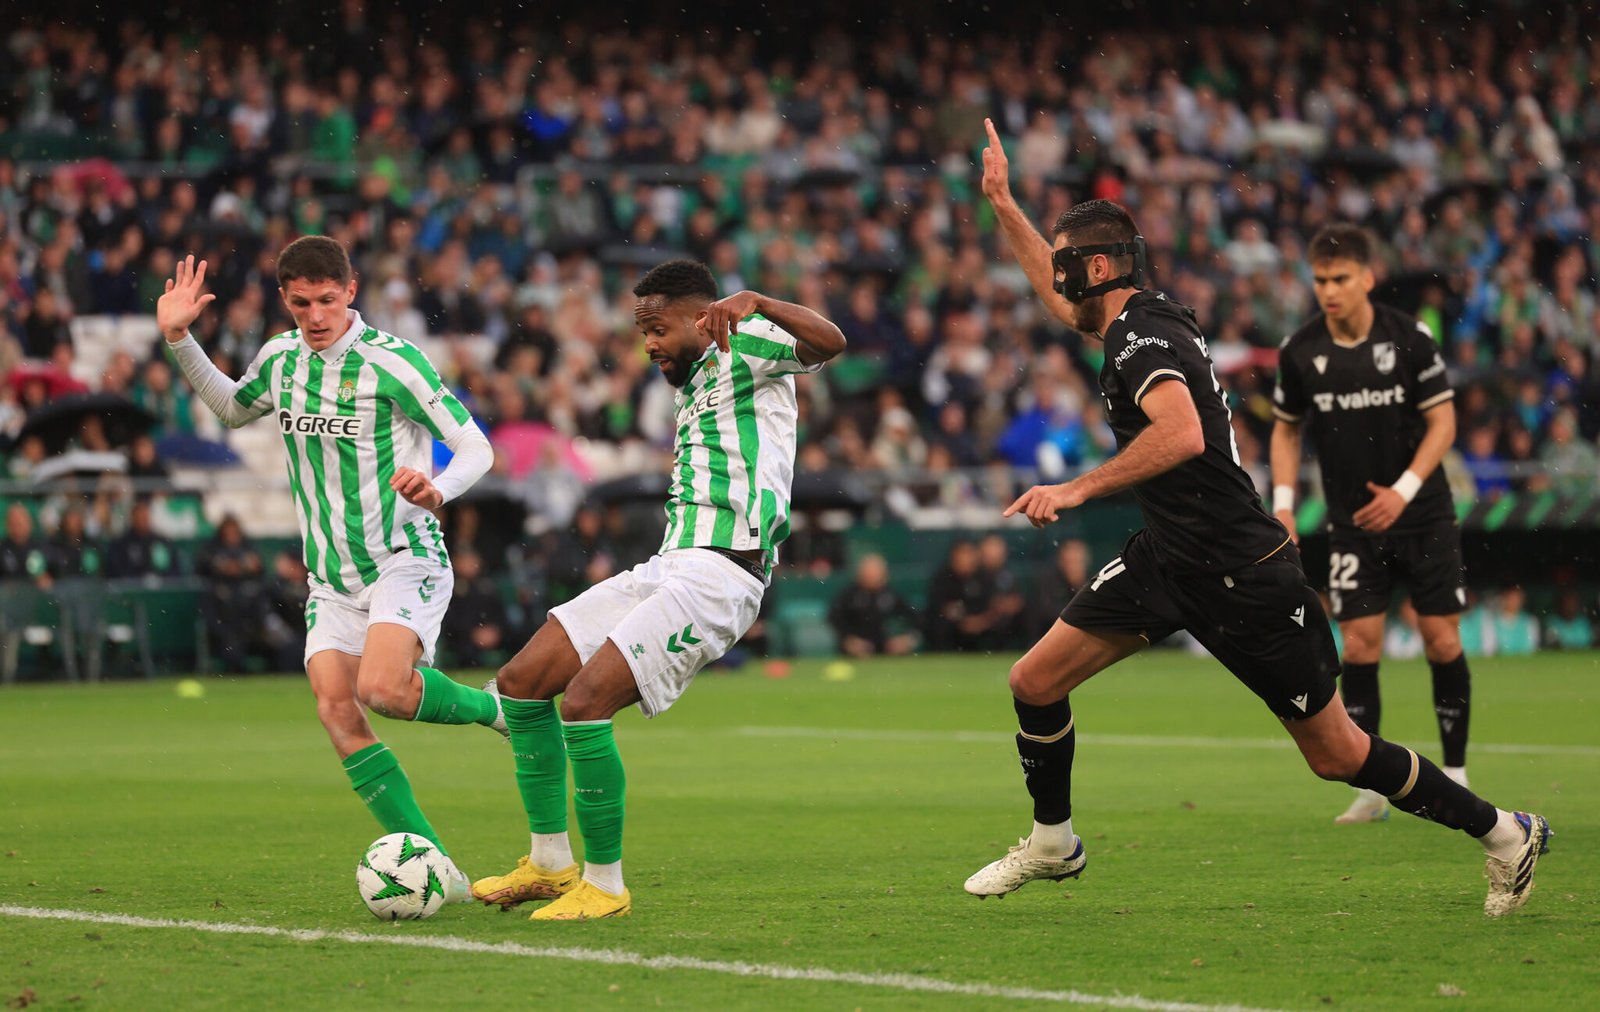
1456,589,1495,657
262,548,311,672
1027,538,1090,639
827,553,920,658
50,506,103,579
925,539,996,652
1460,426,1512,500
1539,410,1598,498
976,534,1026,650
105,499,180,578
193,515,265,672
1541,588,1595,650
1383,599,1425,661
544,505,617,608
442,549,509,668
0,503,53,588
1488,586,1540,656
124,433,169,480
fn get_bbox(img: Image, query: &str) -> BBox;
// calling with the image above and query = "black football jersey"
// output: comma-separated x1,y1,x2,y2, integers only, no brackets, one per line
1098,291,1289,573
1273,303,1454,534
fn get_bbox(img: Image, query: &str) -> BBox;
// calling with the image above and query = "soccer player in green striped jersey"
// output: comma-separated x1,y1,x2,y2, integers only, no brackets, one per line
157,238,502,899
472,259,846,920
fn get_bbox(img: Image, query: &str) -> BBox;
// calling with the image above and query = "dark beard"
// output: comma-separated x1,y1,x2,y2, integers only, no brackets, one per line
1071,294,1108,336
661,351,696,387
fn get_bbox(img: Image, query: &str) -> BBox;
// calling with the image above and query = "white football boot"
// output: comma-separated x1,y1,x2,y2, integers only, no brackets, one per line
964,835,1086,898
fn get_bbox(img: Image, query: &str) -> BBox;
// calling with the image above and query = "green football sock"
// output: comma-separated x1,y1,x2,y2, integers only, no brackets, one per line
341,742,449,856
413,667,500,726
503,698,568,834
563,720,626,865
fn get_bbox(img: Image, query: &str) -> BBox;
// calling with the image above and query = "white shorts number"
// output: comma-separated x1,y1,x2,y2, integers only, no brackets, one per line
1329,552,1360,591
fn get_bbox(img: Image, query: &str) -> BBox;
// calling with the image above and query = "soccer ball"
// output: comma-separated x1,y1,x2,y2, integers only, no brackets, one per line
357,832,448,921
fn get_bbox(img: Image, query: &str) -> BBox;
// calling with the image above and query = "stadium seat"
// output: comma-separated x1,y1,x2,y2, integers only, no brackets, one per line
0,584,79,683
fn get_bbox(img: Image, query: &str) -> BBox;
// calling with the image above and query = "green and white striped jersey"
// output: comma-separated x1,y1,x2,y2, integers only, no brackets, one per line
660,314,822,574
226,312,473,592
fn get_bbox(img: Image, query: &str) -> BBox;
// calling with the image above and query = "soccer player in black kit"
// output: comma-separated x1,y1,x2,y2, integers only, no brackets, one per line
1272,224,1472,825
967,120,1549,916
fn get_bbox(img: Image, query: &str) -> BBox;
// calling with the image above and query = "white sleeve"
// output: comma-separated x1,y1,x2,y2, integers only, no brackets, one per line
168,333,274,428
431,422,493,504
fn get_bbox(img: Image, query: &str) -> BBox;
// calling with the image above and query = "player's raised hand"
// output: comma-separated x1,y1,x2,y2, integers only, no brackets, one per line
156,254,217,343
391,467,444,511
980,118,1014,208
1353,480,1405,532
1003,482,1085,528
696,290,762,354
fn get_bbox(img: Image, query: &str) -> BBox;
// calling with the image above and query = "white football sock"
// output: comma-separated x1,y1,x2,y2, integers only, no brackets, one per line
1443,766,1469,788
1029,819,1076,856
583,860,625,895
530,832,574,870
1480,809,1525,861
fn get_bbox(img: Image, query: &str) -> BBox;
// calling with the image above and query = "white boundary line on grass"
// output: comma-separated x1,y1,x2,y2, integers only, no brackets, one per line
731,726,1600,757
1,904,1288,1012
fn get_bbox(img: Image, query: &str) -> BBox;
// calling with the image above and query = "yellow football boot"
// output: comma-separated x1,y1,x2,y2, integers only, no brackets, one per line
471,856,581,909
529,880,632,920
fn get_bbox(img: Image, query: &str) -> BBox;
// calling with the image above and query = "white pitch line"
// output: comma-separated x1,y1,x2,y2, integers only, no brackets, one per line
730,725,1600,757
0,904,1288,1012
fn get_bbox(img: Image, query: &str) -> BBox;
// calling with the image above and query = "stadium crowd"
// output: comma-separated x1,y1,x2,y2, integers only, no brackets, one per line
2,3,1599,665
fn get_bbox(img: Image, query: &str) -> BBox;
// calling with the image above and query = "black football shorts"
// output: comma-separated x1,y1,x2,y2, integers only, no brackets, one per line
1325,520,1466,621
1061,530,1340,721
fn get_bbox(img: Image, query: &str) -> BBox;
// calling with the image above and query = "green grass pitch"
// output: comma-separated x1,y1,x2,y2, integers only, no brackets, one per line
2,651,1596,1009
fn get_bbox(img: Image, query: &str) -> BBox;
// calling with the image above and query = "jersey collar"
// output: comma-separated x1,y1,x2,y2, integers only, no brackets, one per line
305,310,365,362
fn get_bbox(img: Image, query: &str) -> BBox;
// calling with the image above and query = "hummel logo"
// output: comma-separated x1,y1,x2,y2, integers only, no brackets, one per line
1290,605,1306,626
630,643,646,658
1313,355,1328,374
398,607,412,619
1290,694,1309,712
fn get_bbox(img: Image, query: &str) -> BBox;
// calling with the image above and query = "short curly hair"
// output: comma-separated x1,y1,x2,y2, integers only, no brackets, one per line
633,259,718,302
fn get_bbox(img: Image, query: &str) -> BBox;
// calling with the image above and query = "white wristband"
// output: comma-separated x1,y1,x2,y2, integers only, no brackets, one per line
1272,485,1295,513
1392,469,1423,504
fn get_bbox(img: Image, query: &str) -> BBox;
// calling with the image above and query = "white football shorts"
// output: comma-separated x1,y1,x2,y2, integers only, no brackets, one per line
303,556,454,666
548,547,765,718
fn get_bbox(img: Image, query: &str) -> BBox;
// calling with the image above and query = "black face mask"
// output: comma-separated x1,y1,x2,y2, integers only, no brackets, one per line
1051,237,1148,302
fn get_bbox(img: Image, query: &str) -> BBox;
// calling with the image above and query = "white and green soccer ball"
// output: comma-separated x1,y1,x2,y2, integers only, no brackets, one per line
357,833,447,920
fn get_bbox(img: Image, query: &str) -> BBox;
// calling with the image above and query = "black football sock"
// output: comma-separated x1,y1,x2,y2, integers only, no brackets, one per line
1014,697,1075,825
1339,661,1381,735
1429,653,1471,769
1348,733,1497,836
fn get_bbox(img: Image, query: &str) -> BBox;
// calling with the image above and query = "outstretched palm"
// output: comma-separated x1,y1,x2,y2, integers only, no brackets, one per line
156,254,217,343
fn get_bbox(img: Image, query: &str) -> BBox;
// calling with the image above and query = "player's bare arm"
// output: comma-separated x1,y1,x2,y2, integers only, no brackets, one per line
1005,381,1204,528
156,254,217,343
980,119,1075,326
1353,400,1456,532
698,290,847,365
1269,418,1304,543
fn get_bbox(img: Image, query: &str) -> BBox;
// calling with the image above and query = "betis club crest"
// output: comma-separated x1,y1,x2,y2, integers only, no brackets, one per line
1372,342,1396,374
339,379,357,403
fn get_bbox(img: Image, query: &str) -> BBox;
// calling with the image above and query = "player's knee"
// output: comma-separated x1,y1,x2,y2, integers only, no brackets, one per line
1421,628,1461,662
496,654,537,698
314,693,363,736
558,681,605,723
1008,660,1061,707
1304,746,1364,782
355,669,414,719
1341,635,1381,664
